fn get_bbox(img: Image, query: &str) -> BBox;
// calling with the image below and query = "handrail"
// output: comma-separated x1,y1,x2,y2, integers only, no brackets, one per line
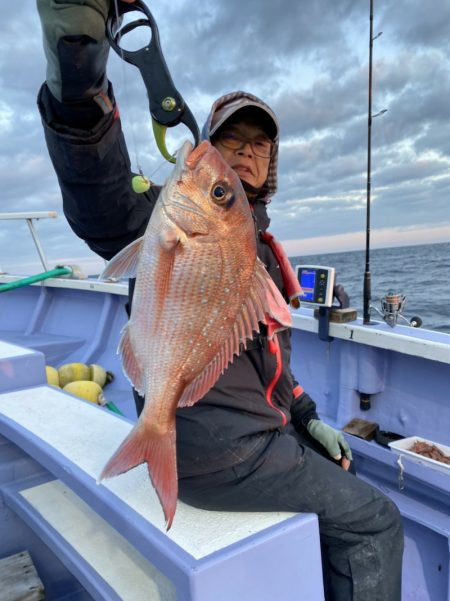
0,212,57,220
0,266,73,293
0,211,57,271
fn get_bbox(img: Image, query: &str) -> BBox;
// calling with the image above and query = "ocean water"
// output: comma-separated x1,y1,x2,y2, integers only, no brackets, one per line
289,241,450,334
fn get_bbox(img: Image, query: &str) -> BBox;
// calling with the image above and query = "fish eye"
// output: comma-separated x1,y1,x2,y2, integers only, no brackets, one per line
210,181,235,207
213,185,226,199
211,182,230,205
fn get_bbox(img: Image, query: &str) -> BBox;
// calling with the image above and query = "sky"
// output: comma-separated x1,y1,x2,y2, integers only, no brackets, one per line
1,0,450,274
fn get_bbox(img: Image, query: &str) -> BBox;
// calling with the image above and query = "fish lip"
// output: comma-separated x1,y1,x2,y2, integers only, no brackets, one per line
160,140,194,212
175,140,194,174
160,140,210,229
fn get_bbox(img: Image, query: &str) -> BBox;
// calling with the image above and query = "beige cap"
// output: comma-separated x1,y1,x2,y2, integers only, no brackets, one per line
209,97,279,140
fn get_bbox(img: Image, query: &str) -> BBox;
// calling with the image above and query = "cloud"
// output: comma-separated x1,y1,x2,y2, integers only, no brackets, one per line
282,222,450,257
381,0,450,50
1,0,449,272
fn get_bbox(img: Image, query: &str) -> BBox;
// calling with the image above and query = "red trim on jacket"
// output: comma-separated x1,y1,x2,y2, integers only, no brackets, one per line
265,335,288,426
293,384,304,399
260,230,303,307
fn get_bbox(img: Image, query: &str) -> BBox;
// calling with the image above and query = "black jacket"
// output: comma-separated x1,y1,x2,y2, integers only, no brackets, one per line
38,84,319,476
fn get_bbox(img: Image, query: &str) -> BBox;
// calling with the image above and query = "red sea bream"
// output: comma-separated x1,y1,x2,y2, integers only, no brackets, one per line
98,140,292,528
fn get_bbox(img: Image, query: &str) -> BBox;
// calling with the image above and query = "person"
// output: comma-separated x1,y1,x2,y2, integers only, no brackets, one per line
36,1,404,599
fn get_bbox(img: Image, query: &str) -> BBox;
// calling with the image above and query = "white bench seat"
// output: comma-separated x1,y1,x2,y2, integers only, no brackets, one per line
0,331,86,367
0,340,46,393
0,384,324,601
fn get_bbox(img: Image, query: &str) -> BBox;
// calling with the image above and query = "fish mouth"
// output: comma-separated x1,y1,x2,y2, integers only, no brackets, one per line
174,140,221,180
173,140,194,181
172,140,209,182
161,140,211,226
184,140,212,170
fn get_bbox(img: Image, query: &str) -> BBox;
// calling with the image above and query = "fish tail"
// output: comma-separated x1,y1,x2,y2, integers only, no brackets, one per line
98,425,178,530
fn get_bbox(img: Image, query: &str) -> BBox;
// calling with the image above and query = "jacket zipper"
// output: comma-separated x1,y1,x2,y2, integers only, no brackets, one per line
265,335,288,426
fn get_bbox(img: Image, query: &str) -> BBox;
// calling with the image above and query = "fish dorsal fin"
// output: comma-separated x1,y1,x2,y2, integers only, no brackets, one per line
100,237,144,280
119,324,145,395
178,258,291,408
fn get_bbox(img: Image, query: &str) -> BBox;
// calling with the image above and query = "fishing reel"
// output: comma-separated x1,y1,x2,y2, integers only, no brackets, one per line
371,290,422,328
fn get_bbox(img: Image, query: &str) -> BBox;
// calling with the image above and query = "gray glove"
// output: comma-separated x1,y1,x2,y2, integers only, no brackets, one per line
37,0,111,103
307,419,353,462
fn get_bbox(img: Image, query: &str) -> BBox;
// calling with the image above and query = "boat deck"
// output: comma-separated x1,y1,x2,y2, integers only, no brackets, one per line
0,378,322,601
0,275,449,600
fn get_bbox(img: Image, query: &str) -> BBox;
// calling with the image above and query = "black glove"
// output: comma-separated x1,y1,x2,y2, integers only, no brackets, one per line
37,0,111,105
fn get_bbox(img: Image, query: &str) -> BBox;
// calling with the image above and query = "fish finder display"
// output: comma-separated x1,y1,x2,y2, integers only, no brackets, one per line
299,270,316,302
295,265,335,307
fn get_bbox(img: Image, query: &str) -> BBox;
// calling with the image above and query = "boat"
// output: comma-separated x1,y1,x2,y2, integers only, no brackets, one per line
0,210,448,600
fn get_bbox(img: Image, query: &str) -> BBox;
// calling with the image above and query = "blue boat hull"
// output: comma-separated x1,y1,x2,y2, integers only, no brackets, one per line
0,276,449,600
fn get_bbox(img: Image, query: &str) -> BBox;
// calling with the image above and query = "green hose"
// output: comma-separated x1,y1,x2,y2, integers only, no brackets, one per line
105,401,125,416
0,266,73,293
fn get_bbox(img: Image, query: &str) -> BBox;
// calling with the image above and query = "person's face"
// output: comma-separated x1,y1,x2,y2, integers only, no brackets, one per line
212,121,271,189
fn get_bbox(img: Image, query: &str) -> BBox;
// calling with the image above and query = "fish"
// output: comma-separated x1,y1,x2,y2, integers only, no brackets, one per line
98,140,292,529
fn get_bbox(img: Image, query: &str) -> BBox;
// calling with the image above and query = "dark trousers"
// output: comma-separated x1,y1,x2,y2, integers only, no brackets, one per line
178,424,403,601
133,390,403,600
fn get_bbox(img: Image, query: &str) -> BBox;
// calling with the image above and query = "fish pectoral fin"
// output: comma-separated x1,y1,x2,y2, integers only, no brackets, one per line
177,259,292,409
98,424,178,530
158,222,184,251
119,324,144,395
177,299,258,408
178,354,226,409
99,237,144,280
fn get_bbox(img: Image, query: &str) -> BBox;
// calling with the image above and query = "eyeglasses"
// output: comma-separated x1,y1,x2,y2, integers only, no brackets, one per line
216,131,274,158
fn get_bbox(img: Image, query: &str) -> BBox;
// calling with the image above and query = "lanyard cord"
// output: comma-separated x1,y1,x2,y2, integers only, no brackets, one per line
112,0,144,176
111,0,175,180
110,1,179,181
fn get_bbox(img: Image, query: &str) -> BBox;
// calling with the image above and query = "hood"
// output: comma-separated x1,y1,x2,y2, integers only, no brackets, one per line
202,91,279,200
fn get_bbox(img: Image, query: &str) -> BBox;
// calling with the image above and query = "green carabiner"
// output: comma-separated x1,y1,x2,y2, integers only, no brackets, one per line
152,119,177,164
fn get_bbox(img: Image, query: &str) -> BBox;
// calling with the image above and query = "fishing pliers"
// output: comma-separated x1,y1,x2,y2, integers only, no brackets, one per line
106,0,200,163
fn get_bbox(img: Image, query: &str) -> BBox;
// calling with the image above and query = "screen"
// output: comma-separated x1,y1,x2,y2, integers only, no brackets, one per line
300,270,316,302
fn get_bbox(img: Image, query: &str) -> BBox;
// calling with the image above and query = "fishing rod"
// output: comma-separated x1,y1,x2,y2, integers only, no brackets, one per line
363,2,423,329
363,0,386,324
